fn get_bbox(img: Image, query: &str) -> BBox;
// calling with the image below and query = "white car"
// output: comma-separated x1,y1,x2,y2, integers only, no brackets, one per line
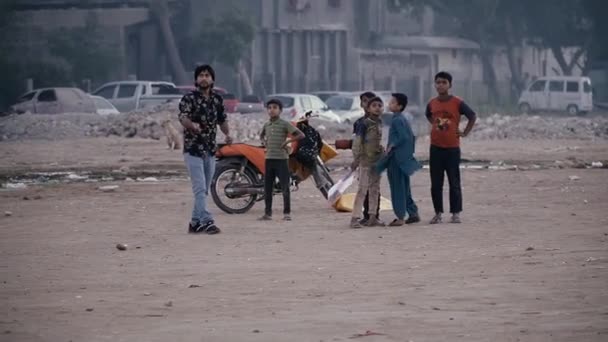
11,87,97,114
90,95,120,115
325,94,364,123
518,76,593,115
266,93,342,123
92,81,182,112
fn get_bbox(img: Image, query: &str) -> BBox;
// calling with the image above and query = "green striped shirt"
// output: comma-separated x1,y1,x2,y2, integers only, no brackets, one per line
262,118,297,159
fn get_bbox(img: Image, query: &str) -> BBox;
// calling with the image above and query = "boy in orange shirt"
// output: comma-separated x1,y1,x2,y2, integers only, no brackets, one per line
425,71,477,224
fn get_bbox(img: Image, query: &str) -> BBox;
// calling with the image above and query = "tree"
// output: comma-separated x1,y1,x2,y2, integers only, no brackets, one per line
187,11,256,94
148,0,189,85
398,0,506,103
0,1,70,108
395,0,595,102
583,0,608,71
523,0,591,76
47,12,120,87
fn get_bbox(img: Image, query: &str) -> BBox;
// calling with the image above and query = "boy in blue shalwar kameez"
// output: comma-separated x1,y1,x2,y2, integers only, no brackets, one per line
384,93,421,226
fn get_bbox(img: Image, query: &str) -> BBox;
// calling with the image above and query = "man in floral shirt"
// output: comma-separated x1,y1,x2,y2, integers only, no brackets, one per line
179,64,233,234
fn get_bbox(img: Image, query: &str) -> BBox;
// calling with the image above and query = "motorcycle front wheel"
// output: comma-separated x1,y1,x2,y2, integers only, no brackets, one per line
211,162,258,214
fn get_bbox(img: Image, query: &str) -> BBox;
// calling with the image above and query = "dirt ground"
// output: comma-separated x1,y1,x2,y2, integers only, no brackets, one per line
1,137,608,342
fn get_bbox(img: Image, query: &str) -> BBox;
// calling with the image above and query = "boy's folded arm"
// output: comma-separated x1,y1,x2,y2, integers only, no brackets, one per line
292,128,305,140
352,135,364,163
388,119,410,149
459,101,477,136
425,103,433,124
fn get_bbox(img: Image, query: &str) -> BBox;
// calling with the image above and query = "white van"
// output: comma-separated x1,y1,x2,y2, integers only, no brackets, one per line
518,76,593,115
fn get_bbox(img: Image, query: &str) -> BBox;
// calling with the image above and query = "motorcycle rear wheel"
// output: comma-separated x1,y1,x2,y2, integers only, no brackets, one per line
211,162,258,214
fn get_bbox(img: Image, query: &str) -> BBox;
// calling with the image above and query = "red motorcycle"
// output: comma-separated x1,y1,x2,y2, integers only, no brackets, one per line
211,113,338,214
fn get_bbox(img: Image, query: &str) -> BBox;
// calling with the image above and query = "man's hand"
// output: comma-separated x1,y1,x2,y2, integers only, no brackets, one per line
281,140,290,149
457,130,468,137
350,160,359,171
386,146,393,154
225,135,233,144
190,123,202,134
180,118,201,134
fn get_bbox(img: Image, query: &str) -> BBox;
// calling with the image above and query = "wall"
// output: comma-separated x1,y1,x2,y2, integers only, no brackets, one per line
15,8,150,80
17,8,149,28
256,0,355,30
253,28,349,95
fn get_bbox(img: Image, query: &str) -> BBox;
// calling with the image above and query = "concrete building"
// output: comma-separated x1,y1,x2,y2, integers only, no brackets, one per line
12,0,585,106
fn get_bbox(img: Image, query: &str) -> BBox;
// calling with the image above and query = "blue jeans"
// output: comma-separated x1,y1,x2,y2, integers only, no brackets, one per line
184,153,216,224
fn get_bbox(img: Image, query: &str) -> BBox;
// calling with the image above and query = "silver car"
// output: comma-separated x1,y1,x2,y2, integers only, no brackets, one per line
11,87,96,114
325,94,364,124
90,95,120,115
92,81,182,112
266,93,342,123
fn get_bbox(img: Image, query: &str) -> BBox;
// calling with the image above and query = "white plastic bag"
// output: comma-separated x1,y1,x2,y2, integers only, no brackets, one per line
327,171,355,205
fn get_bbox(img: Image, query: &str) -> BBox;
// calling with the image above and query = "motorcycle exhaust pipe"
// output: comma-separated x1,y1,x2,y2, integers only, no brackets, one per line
225,187,265,196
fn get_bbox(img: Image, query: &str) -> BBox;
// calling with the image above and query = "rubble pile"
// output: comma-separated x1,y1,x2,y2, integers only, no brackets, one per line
1,108,607,142
0,112,105,141
470,114,608,140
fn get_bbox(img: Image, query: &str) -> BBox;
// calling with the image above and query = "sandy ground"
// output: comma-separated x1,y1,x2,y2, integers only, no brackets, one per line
1,137,608,342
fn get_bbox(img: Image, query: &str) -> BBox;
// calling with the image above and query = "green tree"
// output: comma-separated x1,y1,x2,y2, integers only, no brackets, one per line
47,12,120,87
398,0,507,103
584,0,608,69
523,0,591,76
149,0,189,85
185,10,256,94
0,5,118,109
394,0,595,102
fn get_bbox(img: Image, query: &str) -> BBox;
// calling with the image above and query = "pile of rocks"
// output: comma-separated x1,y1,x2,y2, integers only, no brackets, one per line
470,114,608,140
0,112,104,141
2,106,607,142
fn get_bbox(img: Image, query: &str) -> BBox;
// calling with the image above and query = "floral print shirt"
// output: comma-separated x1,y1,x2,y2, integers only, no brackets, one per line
178,88,226,157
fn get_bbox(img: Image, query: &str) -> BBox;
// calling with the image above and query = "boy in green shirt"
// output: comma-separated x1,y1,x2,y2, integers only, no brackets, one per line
259,99,305,221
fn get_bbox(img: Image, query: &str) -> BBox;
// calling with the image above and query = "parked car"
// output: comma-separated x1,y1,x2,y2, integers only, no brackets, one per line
10,87,96,114
518,76,593,115
92,81,183,112
90,95,120,115
220,92,239,113
326,92,422,125
237,94,265,114
176,85,229,95
266,93,342,123
325,94,364,123
311,91,351,102
175,85,239,113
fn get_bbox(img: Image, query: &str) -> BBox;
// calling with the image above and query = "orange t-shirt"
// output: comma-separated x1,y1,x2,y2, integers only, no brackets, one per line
425,96,476,148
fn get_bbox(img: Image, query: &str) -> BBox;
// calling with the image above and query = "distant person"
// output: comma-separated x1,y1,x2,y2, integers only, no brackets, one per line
425,71,477,224
178,64,233,234
350,96,385,228
352,91,382,225
384,93,421,226
258,99,305,221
